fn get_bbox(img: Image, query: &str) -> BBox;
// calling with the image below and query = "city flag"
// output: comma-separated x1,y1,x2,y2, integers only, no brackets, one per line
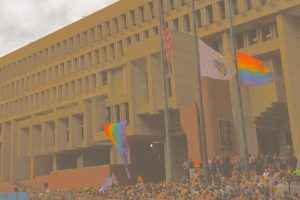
237,52,273,86
198,39,236,80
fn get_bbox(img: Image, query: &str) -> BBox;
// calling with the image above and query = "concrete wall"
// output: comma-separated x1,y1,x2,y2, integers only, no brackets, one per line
278,14,300,160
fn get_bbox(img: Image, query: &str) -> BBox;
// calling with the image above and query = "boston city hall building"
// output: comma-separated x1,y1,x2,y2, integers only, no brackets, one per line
0,0,299,189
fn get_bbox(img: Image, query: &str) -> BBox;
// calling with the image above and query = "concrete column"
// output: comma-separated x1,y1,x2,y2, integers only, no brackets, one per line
52,154,57,171
147,56,155,112
69,116,75,148
277,14,300,160
237,0,247,13
30,157,35,180
212,2,222,22
83,100,92,145
41,123,46,154
91,97,106,141
9,121,17,181
54,120,60,152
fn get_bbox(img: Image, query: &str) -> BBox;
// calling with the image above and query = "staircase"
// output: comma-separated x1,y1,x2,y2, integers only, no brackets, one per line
255,102,289,129
255,102,292,154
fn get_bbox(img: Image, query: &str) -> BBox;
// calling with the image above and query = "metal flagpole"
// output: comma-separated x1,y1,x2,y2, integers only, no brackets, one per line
191,0,209,180
228,0,249,170
158,0,173,182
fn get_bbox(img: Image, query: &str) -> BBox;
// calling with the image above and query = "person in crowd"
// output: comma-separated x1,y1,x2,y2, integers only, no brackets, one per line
26,153,300,200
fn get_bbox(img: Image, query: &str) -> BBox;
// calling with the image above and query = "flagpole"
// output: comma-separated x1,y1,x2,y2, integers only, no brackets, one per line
158,0,173,182
228,0,249,170
191,0,209,180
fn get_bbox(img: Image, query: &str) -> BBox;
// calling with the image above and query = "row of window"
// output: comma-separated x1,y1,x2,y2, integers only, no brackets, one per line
0,25,160,102
0,71,109,118
236,22,278,49
0,0,273,85
0,21,278,112
0,1,157,84
15,102,129,155
106,103,130,124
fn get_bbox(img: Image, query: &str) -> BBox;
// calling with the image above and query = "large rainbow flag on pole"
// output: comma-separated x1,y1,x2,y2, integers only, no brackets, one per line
237,52,273,86
102,121,130,179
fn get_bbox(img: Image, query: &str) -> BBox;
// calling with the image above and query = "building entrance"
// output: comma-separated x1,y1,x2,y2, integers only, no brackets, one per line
130,139,165,183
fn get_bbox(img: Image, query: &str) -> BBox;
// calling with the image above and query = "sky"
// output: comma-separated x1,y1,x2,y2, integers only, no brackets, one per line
0,0,117,57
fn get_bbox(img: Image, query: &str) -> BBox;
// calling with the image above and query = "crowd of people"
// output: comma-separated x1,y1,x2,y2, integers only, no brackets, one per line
18,153,299,200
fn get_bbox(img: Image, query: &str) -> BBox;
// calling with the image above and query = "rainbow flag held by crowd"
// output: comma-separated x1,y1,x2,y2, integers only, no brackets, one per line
102,121,130,179
237,52,273,86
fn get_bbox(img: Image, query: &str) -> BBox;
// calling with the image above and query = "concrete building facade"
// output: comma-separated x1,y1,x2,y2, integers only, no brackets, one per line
0,0,299,187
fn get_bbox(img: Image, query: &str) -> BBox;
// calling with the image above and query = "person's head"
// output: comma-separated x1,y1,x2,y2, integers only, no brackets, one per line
43,182,48,189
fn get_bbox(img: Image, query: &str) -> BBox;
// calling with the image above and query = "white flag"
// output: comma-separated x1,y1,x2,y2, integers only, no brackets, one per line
198,39,236,80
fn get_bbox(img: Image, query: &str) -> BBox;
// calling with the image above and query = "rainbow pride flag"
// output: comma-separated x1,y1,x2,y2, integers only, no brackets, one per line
237,52,273,86
102,121,130,178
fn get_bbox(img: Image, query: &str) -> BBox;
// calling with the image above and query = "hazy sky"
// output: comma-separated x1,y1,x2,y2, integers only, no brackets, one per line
0,0,117,57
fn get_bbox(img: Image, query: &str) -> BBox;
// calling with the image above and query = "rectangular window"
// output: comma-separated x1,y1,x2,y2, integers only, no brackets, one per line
139,6,145,22
247,29,259,45
105,21,111,36
148,2,155,18
130,10,136,26
118,40,124,56
102,47,108,62
218,120,233,149
63,40,67,51
135,33,140,43
90,28,95,41
97,25,103,39
74,57,79,70
76,34,81,47
144,30,150,39
102,71,108,86
236,32,244,49
80,55,85,68
126,37,132,47
124,103,130,124
246,0,252,10
87,52,92,66
110,43,116,60
106,107,112,123
232,0,239,14
67,60,72,73
94,49,100,64
173,18,179,32
195,10,202,28
218,0,226,19
167,77,172,97
170,0,176,9
115,104,120,122
153,26,159,35
262,22,277,41
113,18,119,33
121,14,127,29
183,15,191,32
260,0,268,5
206,5,213,24
69,37,74,49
